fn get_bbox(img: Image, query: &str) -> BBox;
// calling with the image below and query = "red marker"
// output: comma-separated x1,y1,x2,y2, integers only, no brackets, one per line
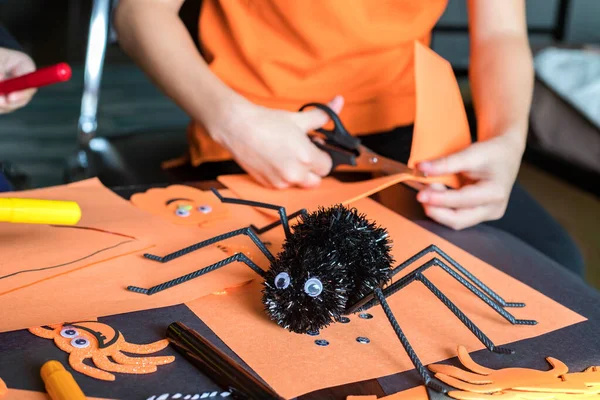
0,62,72,95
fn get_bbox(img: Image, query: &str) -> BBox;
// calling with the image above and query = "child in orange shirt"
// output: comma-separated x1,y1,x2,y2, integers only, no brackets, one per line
114,0,585,276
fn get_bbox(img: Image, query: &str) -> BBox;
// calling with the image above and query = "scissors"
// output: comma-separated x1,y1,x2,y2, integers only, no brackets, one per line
298,103,428,182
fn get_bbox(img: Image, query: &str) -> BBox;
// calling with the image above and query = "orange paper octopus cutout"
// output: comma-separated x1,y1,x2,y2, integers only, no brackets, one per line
130,185,229,227
429,346,600,399
29,321,175,381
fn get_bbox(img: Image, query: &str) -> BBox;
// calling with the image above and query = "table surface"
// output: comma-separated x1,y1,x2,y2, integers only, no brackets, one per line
1,178,599,400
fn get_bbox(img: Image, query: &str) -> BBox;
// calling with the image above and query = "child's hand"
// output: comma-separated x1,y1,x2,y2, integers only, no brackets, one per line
0,48,36,114
415,133,524,230
207,96,345,189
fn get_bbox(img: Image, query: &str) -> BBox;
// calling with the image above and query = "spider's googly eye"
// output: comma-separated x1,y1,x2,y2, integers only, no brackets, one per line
304,278,323,297
60,327,78,338
70,337,90,349
274,272,290,290
197,204,212,214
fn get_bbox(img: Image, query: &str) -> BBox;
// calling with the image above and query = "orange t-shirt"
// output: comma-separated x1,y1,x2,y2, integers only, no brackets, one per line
187,0,449,166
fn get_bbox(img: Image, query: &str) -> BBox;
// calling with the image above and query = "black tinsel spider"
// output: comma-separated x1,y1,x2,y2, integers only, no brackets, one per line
127,189,537,393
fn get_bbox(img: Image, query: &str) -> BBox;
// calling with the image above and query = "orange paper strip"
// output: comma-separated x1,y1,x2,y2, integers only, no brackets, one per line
218,173,418,219
407,41,472,188
186,197,585,399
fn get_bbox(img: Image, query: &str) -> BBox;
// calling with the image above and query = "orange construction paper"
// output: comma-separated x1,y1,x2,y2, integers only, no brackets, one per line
186,196,585,399
428,345,600,399
0,226,148,296
0,187,275,333
29,321,175,381
407,41,472,188
0,179,168,295
130,185,229,227
0,378,5,397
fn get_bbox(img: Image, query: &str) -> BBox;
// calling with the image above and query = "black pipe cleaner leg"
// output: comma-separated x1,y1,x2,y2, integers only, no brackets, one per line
373,288,449,394
250,209,308,234
351,259,537,326
144,226,275,264
211,188,293,239
128,252,265,295
415,273,513,354
390,245,525,308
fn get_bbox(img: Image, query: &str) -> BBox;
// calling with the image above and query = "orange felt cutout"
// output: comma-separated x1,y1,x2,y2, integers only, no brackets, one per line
29,321,174,381
130,185,229,227
0,378,6,397
408,41,472,188
0,189,274,333
428,345,600,399
186,196,585,399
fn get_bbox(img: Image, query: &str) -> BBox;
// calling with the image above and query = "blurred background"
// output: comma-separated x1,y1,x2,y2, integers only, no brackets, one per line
0,0,598,286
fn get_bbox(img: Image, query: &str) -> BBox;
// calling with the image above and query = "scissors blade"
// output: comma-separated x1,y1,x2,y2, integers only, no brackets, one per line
352,145,427,177
335,145,429,191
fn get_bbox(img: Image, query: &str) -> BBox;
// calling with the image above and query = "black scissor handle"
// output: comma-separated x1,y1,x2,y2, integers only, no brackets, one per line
298,102,361,151
312,140,357,171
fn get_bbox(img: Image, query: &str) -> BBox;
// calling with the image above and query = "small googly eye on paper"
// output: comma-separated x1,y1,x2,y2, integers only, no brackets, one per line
175,207,190,217
60,327,78,338
71,337,91,349
197,205,212,214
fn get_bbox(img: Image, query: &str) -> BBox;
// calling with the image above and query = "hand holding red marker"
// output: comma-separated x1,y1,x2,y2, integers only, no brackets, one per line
0,62,72,95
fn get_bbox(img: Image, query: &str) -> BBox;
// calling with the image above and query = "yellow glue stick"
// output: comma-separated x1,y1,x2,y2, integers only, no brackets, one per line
0,198,81,225
41,360,87,400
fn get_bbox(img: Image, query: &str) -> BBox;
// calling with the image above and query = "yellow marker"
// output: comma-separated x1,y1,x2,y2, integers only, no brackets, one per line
41,360,87,400
0,198,81,225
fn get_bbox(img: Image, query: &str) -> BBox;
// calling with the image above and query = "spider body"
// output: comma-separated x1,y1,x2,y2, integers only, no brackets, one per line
262,204,394,333
128,188,538,394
